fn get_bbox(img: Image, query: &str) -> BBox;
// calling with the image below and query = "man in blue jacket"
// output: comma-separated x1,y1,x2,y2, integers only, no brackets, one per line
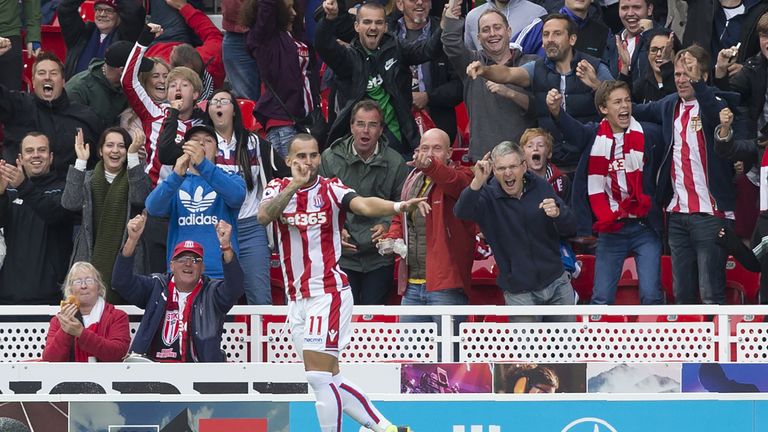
454,141,577,321
632,46,738,305
113,214,244,362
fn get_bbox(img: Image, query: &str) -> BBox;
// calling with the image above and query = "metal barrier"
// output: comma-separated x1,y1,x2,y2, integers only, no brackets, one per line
1,305,767,363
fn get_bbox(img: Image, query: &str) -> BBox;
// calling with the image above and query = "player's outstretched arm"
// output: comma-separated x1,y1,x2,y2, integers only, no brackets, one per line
349,196,431,218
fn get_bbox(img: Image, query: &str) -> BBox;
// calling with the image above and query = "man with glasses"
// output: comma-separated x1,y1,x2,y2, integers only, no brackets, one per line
113,215,244,362
59,0,146,78
319,100,409,305
454,141,577,321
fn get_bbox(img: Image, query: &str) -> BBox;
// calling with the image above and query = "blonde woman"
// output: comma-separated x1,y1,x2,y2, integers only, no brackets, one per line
42,262,131,362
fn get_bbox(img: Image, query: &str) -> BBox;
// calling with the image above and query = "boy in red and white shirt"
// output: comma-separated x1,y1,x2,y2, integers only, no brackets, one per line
258,134,425,432
122,23,206,187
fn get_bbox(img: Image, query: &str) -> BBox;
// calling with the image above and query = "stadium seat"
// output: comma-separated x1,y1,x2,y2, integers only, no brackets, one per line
725,257,759,304
588,314,633,322
237,99,258,132
660,255,674,303
22,51,34,92
572,254,595,304
80,0,95,22
454,102,469,147
450,147,471,166
269,252,286,305
41,25,67,61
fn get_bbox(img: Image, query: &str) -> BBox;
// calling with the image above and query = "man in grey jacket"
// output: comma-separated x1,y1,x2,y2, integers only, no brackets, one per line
319,100,409,304
443,3,537,162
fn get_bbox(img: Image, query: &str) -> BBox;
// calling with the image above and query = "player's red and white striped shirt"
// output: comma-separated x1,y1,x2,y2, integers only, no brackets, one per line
262,176,355,301
121,42,199,186
667,100,732,218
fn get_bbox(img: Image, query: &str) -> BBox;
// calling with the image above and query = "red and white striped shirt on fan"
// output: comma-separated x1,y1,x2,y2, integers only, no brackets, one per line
262,176,355,301
293,37,314,115
666,100,734,219
122,42,200,187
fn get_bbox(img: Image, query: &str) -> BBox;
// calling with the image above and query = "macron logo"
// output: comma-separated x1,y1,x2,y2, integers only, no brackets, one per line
328,329,338,342
179,186,217,213
384,58,397,71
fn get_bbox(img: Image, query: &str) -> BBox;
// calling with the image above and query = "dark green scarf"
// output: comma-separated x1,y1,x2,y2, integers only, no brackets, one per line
90,161,129,304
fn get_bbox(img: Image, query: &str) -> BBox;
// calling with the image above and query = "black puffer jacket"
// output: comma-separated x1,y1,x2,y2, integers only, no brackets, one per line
315,15,444,155
0,86,103,179
0,173,77,305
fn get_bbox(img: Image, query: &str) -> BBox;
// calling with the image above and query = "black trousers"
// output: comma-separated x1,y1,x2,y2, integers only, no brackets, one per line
343,264,396,305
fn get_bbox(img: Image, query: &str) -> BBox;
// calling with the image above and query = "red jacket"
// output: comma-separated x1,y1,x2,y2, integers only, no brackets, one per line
42,302,131,362
385,158,476,294
145,4,225,88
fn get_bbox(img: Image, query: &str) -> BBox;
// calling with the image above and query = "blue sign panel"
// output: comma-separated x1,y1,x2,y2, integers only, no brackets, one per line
290,400,755,432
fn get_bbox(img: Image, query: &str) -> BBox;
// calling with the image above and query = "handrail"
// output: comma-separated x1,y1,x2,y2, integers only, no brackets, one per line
2,304,767,316
2,305,767,362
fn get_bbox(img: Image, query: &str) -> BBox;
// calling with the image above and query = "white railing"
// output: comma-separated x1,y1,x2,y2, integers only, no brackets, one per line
1,304,767,363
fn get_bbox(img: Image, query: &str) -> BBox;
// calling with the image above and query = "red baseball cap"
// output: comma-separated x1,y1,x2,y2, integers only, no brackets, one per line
94,0,118,10
172,240,204,259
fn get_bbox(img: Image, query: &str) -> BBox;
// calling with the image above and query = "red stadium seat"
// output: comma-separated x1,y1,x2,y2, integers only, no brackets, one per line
450,147,472,167
41,25,67,61
725,256,760,304
660,255,674,303
454,102,469,147
22,51,34,92
80,0,95,22
237,99,258,132
588,314,633,322
572,254,595,304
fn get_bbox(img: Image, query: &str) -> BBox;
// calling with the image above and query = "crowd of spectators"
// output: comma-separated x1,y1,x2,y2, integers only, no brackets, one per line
2,0,768,364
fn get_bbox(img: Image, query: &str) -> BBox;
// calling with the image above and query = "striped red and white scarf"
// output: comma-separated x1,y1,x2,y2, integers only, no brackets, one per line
587,117,651,232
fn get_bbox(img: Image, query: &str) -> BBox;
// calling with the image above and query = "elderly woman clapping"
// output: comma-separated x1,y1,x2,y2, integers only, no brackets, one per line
42,262,131,362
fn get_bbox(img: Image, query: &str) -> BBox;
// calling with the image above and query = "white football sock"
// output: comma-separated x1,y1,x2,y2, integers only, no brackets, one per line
306,371,342,432
333,373,392,432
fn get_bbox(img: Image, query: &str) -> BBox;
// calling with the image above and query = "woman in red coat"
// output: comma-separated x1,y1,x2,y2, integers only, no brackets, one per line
42,262,131,362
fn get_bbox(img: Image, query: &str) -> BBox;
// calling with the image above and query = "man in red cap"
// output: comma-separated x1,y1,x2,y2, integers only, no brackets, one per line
112,214,244,362
59,0,146,78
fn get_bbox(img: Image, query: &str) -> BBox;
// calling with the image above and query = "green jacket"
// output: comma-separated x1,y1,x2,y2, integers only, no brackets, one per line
319,134,409,272
65,59,128,127
0,0,41,41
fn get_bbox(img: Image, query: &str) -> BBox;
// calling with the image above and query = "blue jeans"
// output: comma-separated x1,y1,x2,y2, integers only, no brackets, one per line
592,220,663,305
266,125,297,159
237,216,272,305
668,213,728,304
400,283,468,328
222,32,261,101
503,271,575,322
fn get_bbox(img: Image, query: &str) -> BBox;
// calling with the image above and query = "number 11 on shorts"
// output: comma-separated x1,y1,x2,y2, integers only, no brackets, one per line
308,315,323,335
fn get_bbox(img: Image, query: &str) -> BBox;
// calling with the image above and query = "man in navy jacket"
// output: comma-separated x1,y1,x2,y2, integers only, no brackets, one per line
113,213,244,362
632,46,738,305
454,141,577,321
